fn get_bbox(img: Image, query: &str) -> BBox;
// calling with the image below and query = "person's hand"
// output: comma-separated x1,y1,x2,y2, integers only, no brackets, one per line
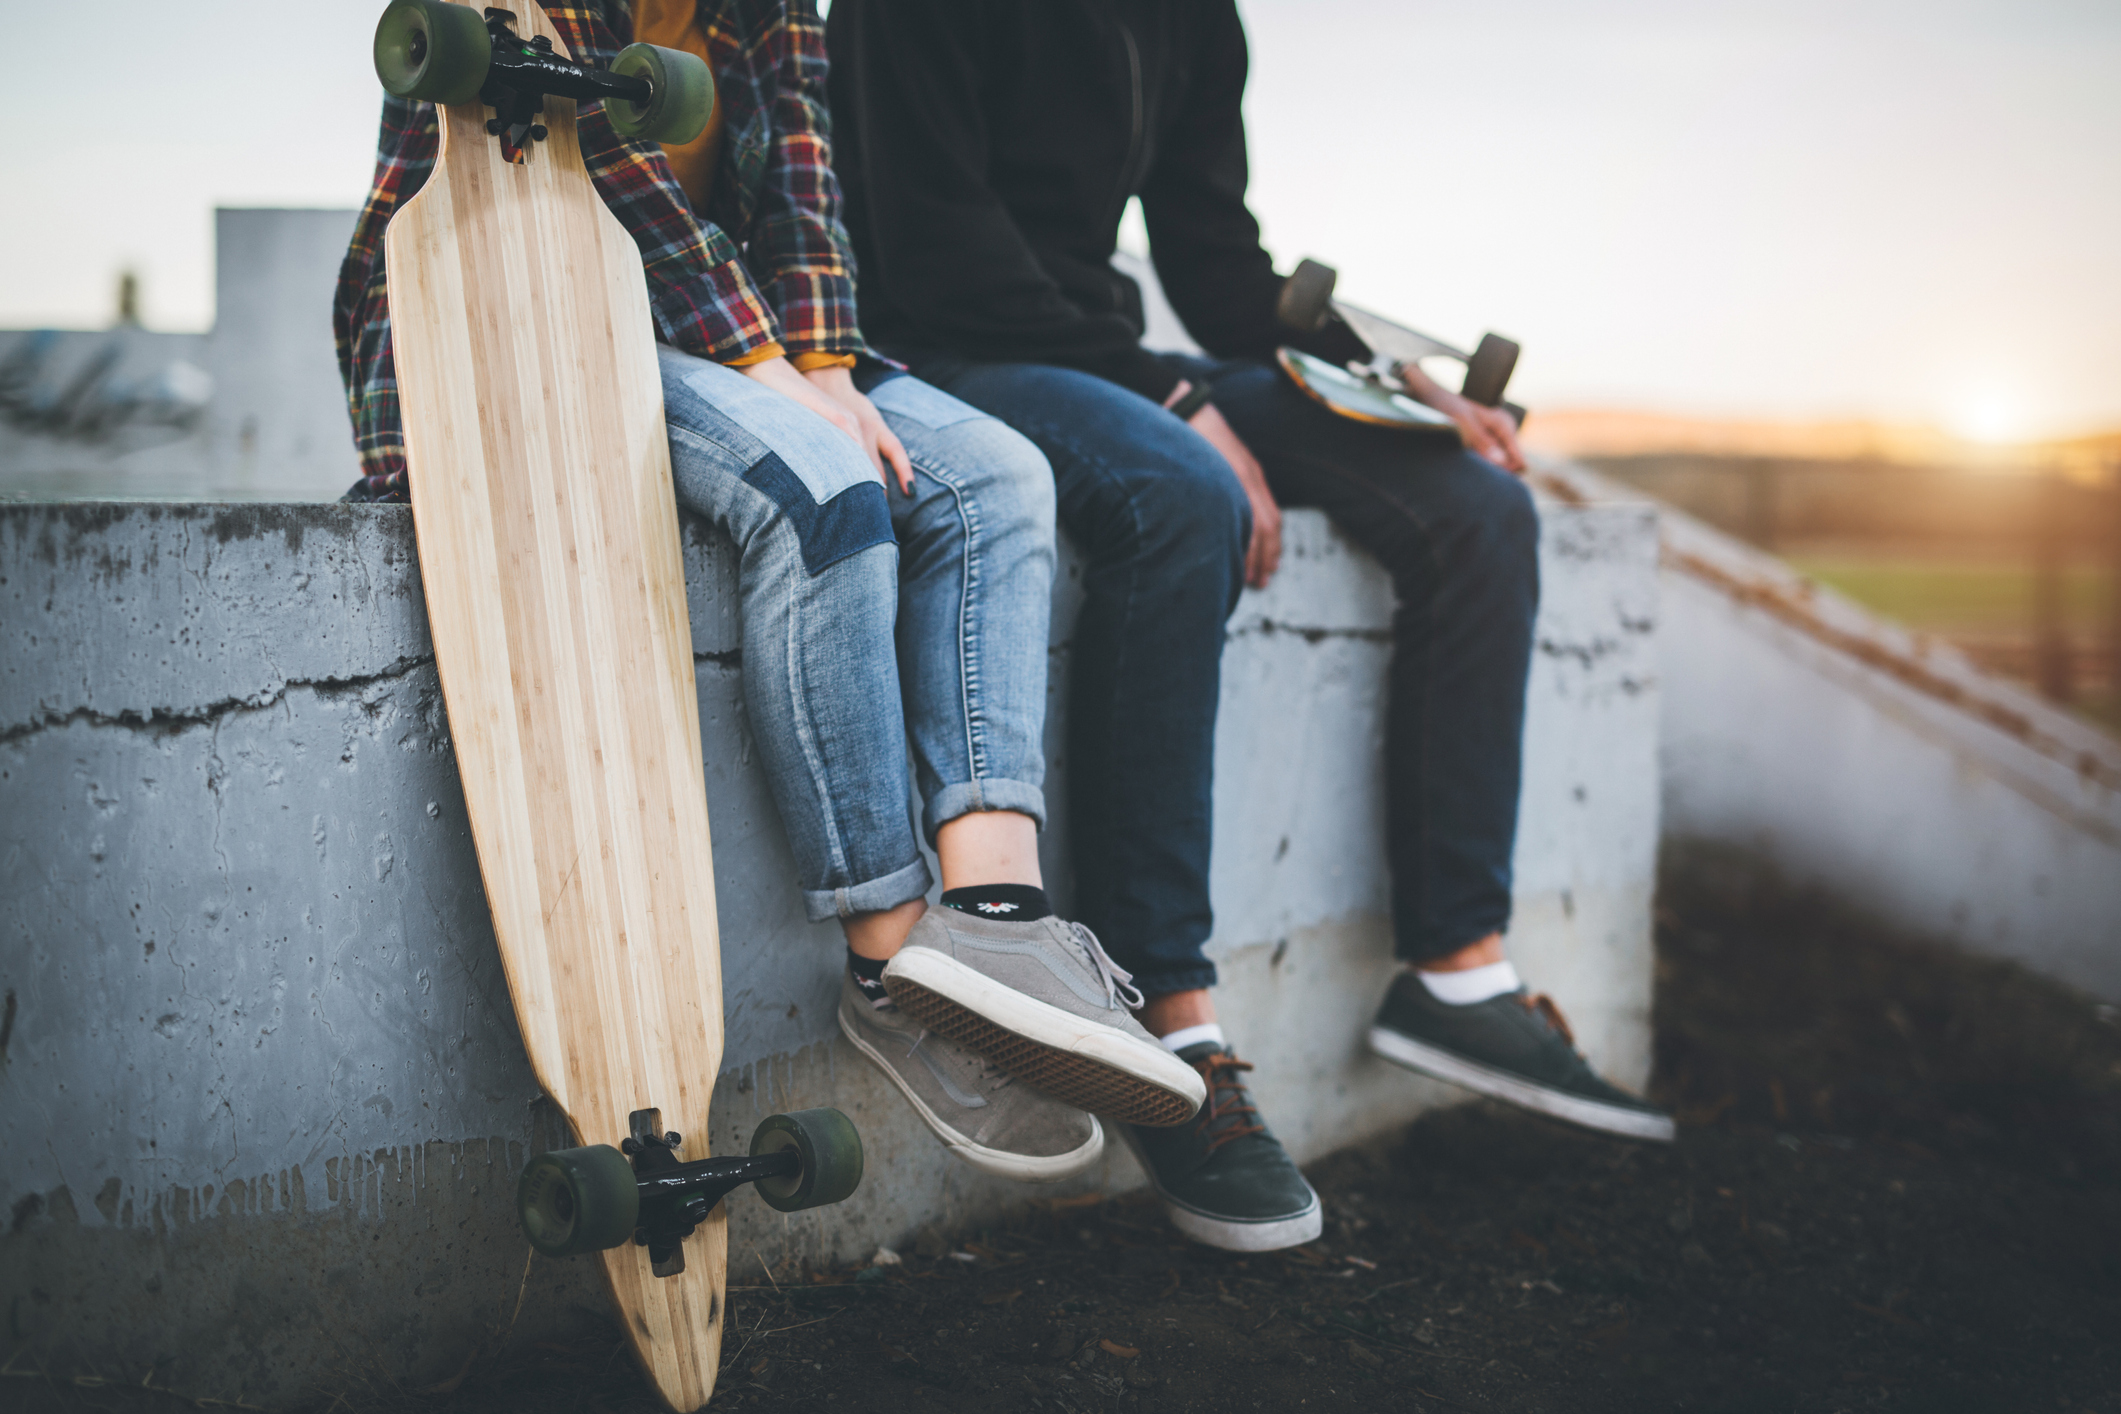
1394,361,1526,474
1168,382,1281,589
740,354,862,441
739,357,912,493
801,364,915,495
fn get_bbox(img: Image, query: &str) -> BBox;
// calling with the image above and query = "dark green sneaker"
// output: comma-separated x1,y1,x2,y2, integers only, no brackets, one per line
1368,972,1675,1142
1121,1044,1322,1252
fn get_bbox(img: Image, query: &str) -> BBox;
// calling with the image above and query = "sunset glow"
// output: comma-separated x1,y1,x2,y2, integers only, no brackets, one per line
1948,391,2027,446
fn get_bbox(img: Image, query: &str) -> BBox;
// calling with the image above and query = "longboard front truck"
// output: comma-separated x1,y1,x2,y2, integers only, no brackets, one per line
375,0,715,157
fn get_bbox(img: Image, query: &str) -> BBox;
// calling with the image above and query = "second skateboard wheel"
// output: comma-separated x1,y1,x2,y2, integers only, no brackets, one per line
517,1144,640,1257
1275,257,1338,335
1461,333,1521,409
374,0,492,106
607,43,716,145
749,1108,864,1212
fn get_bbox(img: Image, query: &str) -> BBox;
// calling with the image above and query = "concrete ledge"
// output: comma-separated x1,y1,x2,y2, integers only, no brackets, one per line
1534,461,2121,1002
1,498,1659,1404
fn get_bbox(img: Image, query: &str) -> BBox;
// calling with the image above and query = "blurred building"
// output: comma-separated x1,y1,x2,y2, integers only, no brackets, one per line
0,209,359,503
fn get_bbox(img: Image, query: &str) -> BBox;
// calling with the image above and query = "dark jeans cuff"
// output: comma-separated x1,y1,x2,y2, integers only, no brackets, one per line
1136,964,1220,999
1393,912,1514,966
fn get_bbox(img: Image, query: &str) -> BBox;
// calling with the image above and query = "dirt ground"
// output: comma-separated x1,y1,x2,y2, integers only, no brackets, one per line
18,871,2121,1413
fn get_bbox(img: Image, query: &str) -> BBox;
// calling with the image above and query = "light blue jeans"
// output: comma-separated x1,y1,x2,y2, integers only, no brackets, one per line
658,347,1055,922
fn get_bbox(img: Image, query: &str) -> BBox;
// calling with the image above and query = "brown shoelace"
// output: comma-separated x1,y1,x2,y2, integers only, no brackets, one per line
1518,992,1577,1049
1192,1052,1267,1154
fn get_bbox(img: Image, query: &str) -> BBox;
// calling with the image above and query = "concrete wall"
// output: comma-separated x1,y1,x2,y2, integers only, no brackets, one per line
0,497,1659,1405
1536,461,2121,1001
0,210,359,503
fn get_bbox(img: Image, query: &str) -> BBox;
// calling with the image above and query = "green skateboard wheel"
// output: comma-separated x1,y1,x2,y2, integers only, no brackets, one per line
374,0,491,105
517,1144,640,1257
607,43,716,145
749,1108,863,1212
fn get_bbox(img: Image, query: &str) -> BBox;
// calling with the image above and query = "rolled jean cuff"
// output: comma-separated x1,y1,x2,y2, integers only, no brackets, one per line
921,779,1048,847
803,856,935,923
1136,963,1220,1000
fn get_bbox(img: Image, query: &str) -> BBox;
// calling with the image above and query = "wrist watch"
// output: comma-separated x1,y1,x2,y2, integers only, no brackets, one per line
1167,380,1215,420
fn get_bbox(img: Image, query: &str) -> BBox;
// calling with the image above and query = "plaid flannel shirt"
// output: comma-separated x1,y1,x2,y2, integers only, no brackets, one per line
334,0,867,501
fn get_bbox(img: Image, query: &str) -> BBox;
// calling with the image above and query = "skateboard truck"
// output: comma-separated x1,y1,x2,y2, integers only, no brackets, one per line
621,1109,801,1277
1275,257,1527,429
472,11,646,159
375,0,716,163
517,1106,863,1276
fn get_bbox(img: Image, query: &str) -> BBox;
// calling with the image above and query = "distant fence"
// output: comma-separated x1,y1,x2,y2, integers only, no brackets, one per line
1587,452,2121,558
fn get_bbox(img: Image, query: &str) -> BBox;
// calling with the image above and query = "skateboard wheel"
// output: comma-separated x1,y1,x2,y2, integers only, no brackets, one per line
1275,258,1338,334
1461,333,1521,409
748,1108,863,1213
607,43,716,145
374,0,491,106
517,1144,640,1257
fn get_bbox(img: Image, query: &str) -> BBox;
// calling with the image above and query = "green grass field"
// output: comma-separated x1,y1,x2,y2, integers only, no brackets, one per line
1782,554,2117,732
1783,556,2113,636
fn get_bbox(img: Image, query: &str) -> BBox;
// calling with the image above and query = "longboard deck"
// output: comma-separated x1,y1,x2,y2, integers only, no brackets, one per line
383,3,728,1407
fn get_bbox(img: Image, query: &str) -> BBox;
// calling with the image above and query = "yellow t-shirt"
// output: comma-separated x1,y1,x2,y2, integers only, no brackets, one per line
632,0,724,212
632,2,852,371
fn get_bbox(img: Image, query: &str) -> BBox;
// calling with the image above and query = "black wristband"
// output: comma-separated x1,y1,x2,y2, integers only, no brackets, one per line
1167,381,1214,421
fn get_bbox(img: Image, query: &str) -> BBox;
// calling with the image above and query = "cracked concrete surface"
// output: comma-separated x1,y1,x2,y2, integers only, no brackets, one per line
0,656,432,747
2,498,1660,1405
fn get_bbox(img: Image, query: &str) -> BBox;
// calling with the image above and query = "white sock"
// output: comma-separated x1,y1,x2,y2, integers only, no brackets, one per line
1416,960,1522,1005
1158,1023,1227,1054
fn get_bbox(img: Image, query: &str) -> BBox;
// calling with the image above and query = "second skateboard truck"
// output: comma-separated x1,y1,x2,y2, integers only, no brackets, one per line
1277,257,1527,426
517,1107,863,1278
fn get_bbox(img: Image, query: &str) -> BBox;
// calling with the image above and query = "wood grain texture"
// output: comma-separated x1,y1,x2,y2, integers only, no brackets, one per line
383,5,727,1408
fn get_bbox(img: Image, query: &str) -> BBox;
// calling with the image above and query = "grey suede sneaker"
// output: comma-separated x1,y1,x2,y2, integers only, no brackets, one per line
1121,1044,1322,1252
881,909,1206,1127
837,973,1103,1182
1368,971,1675,1142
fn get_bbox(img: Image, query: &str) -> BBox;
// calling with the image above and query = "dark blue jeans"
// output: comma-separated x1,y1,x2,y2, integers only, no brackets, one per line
899,351,1540,996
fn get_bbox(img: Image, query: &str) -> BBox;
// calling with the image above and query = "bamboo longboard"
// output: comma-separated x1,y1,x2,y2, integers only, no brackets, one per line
383,4,727,1407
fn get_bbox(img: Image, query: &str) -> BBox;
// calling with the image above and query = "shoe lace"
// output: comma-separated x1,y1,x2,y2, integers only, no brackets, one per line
1065,921,1146,1011
1192,1052,1267,1155
1518,992,1577,1050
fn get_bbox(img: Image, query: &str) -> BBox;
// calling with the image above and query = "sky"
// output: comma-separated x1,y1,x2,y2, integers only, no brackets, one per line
5,0,2118,440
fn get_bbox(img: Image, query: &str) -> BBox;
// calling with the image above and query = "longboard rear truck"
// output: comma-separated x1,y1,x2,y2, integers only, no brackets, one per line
520,1107,863,1277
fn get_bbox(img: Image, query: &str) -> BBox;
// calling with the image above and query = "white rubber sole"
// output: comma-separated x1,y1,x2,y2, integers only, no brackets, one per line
1367,1026,1677,1143
839,1003,1105,1183
1117,1126,1323,1252
1163,1192,1324,1252
882,945,1206,1126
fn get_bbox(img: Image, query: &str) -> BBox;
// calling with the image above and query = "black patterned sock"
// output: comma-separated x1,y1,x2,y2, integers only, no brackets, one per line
846,948,892,1009
939,883,1052,923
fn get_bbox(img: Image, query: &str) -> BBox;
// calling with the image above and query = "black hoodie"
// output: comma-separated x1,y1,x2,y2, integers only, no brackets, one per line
826,0,1301,406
